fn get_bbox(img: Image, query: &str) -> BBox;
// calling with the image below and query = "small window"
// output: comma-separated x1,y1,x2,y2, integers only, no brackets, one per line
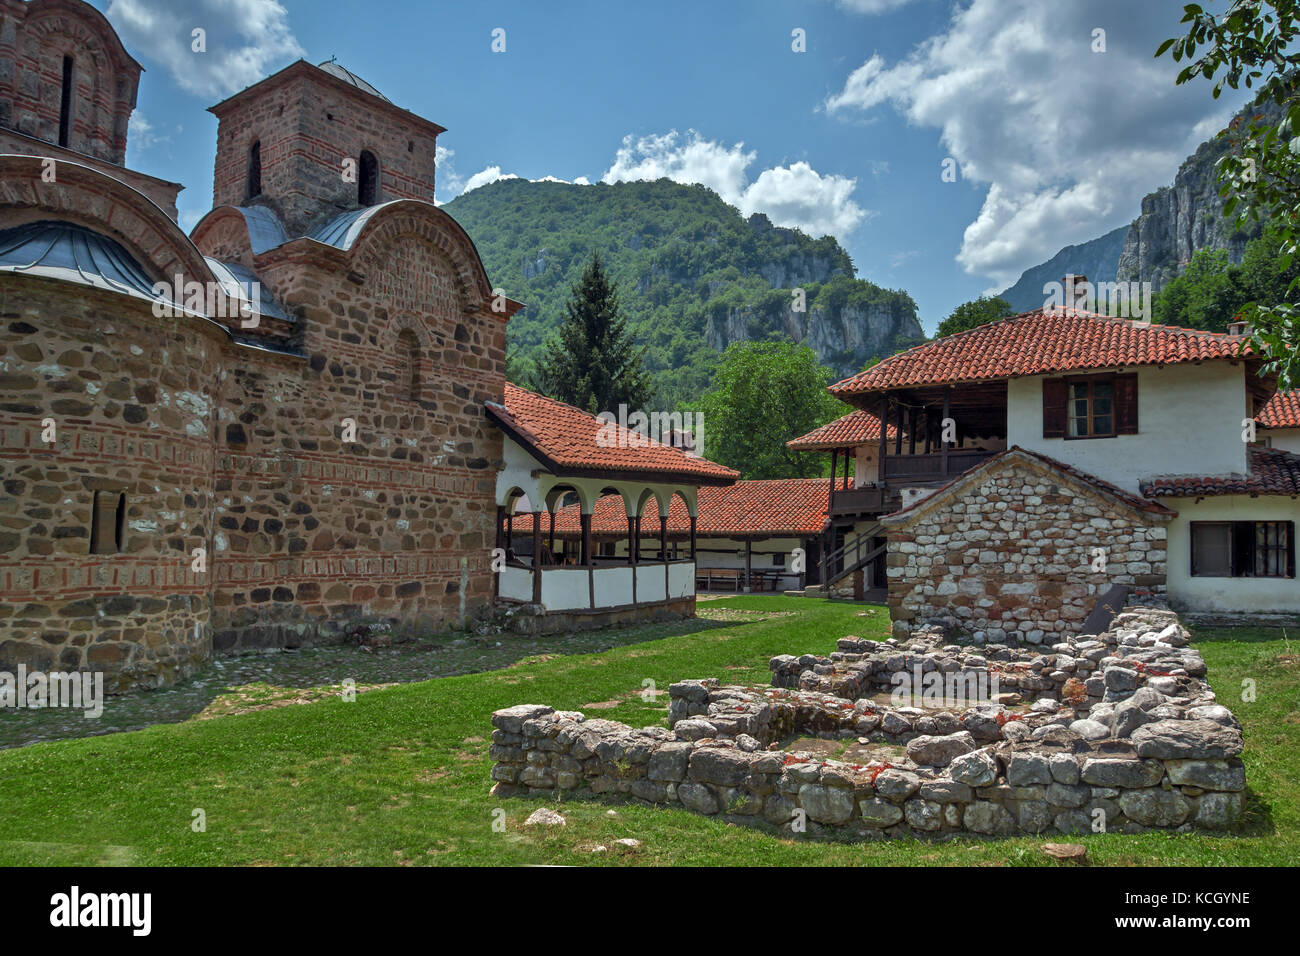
59,56,74,148
772,553,784,566
247,140,262,199
395,329,419,401
1068,378,1114,438
358,150,379,205
90,490,125,555
1191,521,1295,578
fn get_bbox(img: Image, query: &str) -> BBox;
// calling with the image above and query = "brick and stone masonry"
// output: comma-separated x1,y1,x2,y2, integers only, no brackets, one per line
0,4,514,691
881,449,1172,643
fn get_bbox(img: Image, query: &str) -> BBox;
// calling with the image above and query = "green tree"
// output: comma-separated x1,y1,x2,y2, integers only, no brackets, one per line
1158,2,1300,385
935,295,1014,339
533,251,654,413
691,341,845,479
1152,222,1300,330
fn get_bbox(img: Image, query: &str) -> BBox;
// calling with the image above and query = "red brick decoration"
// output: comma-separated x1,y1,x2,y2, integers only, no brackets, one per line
881,448,1171,643
786,410,898,450
0,11,527,690
829,307,1252,397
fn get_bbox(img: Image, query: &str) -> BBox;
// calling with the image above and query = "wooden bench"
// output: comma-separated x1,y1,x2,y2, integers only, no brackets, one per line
696,567,743,591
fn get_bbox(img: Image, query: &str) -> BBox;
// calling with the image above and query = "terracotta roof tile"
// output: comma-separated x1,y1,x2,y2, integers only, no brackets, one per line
829,307,1251,396
1258,390,1300,429
511,477,849,537
1141,446,1300,498
488,383,737,484
787,410,900,450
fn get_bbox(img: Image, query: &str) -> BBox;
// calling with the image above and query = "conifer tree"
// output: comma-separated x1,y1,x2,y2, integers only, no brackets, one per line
534,251,654,413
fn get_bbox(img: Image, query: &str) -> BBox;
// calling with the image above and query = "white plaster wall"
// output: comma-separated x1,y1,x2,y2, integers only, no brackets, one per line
592,566,635,606
539,567,591,611
669,562,695,598
854,445,880,486
1266,427,1300,455
500,566,533,602
637,565,667,603
1165,496,1300,613
1007,363,1248,494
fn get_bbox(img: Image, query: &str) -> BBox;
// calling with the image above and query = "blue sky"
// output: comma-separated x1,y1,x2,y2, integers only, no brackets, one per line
97,0,1252,333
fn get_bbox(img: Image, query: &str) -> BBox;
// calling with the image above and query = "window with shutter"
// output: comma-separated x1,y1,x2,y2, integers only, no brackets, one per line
1042,377,1067,438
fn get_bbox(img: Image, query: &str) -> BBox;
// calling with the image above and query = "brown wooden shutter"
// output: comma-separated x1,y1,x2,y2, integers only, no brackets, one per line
1042,377,1067,438
1114,372,1139,435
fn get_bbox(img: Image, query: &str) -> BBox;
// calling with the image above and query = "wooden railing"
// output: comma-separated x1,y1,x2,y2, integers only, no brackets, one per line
881,449,995,482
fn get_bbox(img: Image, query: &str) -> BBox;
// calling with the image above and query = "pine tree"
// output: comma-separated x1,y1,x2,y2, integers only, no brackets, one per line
534,251,654,413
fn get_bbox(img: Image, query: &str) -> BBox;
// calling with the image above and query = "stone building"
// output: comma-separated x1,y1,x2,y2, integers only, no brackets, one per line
0,0,535,691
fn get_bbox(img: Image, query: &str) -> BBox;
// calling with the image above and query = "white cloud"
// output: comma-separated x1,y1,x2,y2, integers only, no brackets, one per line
461,165,519,194
835,0,920,14
107,0,305,100
127,111,167,150
601,130,868,238
824,0,1250,288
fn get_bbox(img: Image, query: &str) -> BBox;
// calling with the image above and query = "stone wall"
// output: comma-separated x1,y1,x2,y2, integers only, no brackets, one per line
1,214,508,689
883,453,1169,643
489,608,1247,838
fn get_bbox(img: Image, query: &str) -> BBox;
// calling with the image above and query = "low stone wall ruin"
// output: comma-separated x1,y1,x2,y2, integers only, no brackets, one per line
489,606,1246,839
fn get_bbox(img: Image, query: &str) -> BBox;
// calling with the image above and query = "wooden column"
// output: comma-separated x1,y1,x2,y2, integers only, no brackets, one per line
626,516,636,565
689,514,697,560
828,449,838,513
744,538,752,592
505,511,514,557
894,397,904,455
494,505,503,600
878,392,888,488
582,512,594,609
548,510,556,561
530,510,542,604
941,386,952,478
908,407,917,455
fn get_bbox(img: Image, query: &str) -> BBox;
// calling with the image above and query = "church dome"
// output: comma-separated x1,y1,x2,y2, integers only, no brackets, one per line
316,60,389,102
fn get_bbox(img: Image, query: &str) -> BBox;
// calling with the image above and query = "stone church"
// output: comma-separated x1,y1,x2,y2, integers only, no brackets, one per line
0,0,526,691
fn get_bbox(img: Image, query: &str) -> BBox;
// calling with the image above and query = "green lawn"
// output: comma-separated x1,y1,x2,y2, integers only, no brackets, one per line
0,596,1294,866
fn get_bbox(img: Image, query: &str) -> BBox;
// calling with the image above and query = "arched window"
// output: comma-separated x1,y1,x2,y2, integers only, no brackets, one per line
58,56,74,148
247,140,262,199
395,329,419,401
358,150,379,205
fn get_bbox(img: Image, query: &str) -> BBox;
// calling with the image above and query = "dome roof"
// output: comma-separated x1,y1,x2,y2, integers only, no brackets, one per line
316,60,389,101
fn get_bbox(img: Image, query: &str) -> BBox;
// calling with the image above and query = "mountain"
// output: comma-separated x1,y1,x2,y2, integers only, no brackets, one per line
998,226,1128,313
441,178,924,408
1001,96,1280,306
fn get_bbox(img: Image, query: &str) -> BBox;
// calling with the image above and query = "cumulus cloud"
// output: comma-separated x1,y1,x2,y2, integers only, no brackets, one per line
835,0,920,14
106,0,305,100
601,130,868,238
823,0,1250,289
460,166,519,194
126,111,167,150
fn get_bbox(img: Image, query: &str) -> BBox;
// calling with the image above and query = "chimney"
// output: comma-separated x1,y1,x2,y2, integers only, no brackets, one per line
1227,318,1250,336
1062,274,1089,310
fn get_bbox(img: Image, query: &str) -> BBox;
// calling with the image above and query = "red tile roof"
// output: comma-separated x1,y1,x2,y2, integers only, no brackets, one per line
786,410,900,450
1258,390,1300,429
488,383,737,484
829,307,1251,397
510,477,850,537
1140,446,1300,498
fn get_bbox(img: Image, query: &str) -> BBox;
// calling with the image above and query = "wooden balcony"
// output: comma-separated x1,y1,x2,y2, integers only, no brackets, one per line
881,449,996,483
828,485,889,516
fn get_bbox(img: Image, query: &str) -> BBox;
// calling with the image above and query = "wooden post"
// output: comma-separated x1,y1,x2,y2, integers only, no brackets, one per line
581,512,592,565
627,516,636,565
941,386,951,478
689,514,697,560
878,392,888,488
548,509,556,561
908,406,917,455
531,510,542,604
494,505,503,600
505,510,514,557
828,449,838,513
744,538,752,592
894,397,904,456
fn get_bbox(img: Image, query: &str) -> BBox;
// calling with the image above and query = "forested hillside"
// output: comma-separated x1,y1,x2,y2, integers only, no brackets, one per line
442,178,923,407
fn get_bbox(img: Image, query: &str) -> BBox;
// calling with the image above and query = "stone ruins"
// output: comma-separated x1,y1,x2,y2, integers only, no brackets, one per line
489,606,1246,838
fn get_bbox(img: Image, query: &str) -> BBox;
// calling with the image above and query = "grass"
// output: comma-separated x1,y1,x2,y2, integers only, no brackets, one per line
0,596,1294,866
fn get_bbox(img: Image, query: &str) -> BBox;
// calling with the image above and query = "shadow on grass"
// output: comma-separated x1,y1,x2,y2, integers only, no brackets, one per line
0,612,742,752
